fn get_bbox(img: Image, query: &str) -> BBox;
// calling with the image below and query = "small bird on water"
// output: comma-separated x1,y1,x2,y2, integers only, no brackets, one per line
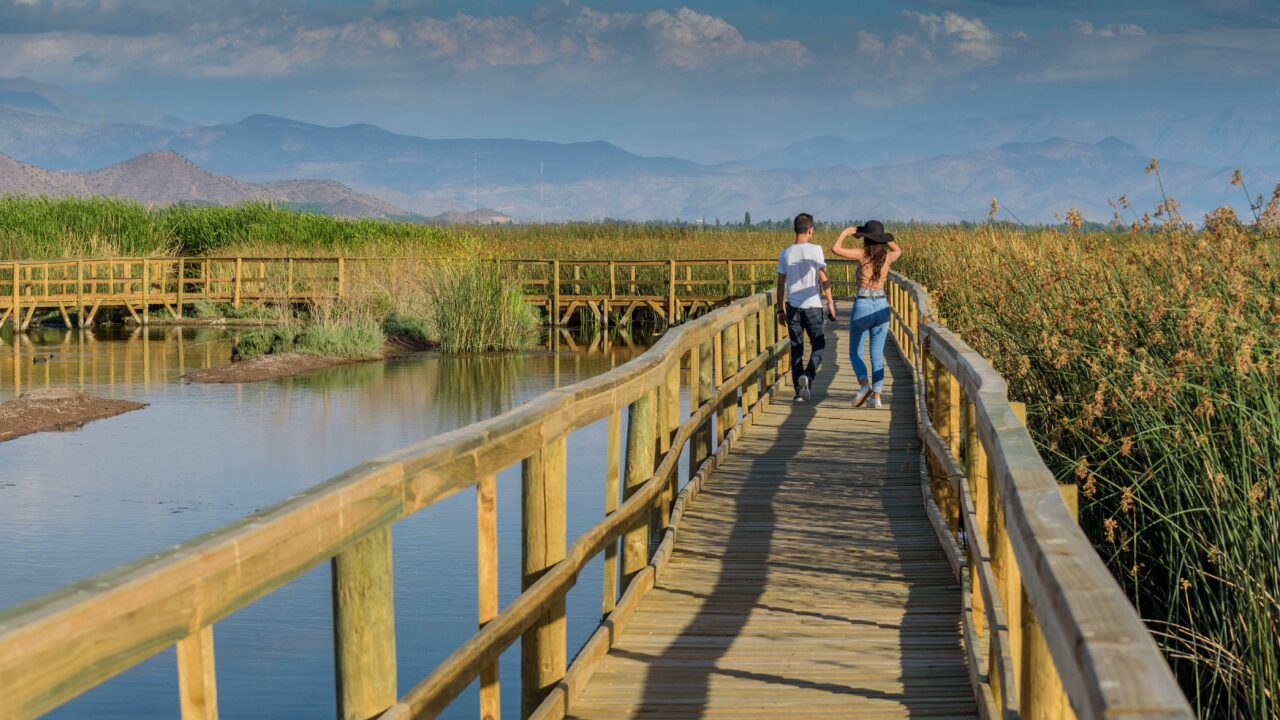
32,354,54,364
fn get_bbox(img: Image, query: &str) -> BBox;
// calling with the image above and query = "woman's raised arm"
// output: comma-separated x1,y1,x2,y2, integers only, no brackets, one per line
830,227,863,260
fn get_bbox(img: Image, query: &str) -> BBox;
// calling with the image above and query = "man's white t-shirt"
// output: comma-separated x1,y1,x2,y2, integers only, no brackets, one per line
777,243,826,309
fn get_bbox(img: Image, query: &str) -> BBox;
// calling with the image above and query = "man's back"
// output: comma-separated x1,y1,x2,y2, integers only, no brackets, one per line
777,243,827,309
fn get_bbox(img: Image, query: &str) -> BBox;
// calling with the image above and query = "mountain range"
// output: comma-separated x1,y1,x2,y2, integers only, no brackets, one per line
0,150,407,219
1,76,1275,224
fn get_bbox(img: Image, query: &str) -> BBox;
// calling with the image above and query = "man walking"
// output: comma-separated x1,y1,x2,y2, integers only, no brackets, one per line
776,213,836,402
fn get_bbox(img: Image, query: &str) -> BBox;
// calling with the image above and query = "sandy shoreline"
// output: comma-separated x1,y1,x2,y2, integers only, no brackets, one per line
0,389,146,443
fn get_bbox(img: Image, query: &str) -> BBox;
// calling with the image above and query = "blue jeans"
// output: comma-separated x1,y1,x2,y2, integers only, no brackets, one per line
849,297,890,393
786,306,826,387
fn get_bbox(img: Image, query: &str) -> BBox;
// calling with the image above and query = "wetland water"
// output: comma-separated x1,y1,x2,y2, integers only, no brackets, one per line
0,323,684,719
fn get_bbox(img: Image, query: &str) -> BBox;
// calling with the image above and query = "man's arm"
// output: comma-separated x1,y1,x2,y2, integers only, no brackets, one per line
818,268,836,320
776,272,787,324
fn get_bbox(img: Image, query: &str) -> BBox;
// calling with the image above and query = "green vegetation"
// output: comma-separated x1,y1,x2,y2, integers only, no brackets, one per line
7,194,1280,712
897,225,1280,717
414,261,540,353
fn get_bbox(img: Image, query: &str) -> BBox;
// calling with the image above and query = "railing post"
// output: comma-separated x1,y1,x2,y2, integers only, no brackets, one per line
522,436,567,717
743,311,759,415
176,259,185,319
176,625,218,720
602,410,622,618
477,473,500,720
75,260,84,326
337,257,346,299
726,260,735,299
692,340,713,476
667,260,677,324
142,259,150,325
551,261,561,327
10,263,18,329
332,525,397,720
719,322,740,442
622,392,655,589
966,398,988,637
233,258,243,308
1022,480,1079,720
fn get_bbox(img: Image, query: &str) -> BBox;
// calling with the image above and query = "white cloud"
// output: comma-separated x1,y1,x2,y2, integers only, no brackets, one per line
1070,20,1147,38
847,10,1010,103
904,11,1006,64
0,5,810,81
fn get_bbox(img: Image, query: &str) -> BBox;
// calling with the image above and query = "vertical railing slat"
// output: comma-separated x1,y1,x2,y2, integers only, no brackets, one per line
622,392,655,588
522,437,568,717
332,525,398,720
176,625,218,720
477,473,500,720
602,411,622,618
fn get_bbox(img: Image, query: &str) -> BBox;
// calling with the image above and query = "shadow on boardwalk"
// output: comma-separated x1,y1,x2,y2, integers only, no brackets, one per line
568,310,974,719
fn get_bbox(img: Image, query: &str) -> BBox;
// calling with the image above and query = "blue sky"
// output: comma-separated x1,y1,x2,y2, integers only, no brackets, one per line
1,0,1277,161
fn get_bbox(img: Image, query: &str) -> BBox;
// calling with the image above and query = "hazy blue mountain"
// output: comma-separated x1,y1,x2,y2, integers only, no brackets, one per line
417,137,1257,224
0,151,409,218
0,106,175,170
0,76,185,128
162,114,707,192
1,78,1272,224
752,110,1280,171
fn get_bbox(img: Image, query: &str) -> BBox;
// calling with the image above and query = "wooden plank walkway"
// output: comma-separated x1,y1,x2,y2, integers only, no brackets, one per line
569,310,976,718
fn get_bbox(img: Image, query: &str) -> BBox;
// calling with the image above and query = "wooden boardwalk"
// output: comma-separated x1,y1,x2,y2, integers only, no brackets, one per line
569,311,976,718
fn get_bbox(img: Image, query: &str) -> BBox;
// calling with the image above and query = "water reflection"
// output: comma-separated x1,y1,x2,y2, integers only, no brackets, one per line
0,320,657,719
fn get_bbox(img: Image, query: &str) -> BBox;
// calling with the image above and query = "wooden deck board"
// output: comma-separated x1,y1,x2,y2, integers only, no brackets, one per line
568,310,976,719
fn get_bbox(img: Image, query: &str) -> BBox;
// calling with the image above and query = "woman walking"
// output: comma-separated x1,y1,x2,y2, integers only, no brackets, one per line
831,221,902,408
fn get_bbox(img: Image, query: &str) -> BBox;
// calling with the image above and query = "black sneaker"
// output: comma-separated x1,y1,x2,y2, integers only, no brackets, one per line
797,375,811,403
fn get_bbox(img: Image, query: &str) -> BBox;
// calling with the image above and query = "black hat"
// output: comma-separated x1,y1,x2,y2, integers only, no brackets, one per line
853,220,893,244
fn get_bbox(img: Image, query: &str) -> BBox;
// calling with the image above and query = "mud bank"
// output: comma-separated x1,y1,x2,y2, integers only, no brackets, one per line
0,389,146,442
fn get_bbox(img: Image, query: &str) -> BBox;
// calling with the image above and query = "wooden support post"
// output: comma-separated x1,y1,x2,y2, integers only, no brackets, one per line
667,260,677,324
693,340,713,475
337,257,346,299
176,259,184,320
719,323,740,442
726,260,735,299
10,263,18,330
551,261,561,326
608,261,616,300
176,625,218,720
602,410,622,618
232,258,243,308
287,259,295,299
662,362,680,523
1021,480,1079,720
476,474,500,720
743,311,759,413
141,260,150,325
966,398,987,637
573,263,581,295
622,392,655,588
522,437,567,718
75,260,84,327
331,525,397,720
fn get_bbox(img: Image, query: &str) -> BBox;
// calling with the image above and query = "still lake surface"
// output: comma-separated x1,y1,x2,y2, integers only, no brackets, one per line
0,323,685,718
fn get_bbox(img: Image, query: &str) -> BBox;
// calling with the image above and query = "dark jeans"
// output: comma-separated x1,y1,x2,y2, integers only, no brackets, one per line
786,306,826,387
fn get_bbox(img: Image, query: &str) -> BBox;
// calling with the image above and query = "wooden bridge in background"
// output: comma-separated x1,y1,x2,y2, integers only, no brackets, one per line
0,270,1193,719
0,256,845,329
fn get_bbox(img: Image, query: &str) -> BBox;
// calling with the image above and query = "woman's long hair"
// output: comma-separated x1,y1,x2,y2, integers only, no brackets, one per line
863,240,889,283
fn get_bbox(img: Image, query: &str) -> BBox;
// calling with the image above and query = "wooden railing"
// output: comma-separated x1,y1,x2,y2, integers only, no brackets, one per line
0,264,1193,720
0,256,866,329
0,292,788,719
885,272,1192,718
